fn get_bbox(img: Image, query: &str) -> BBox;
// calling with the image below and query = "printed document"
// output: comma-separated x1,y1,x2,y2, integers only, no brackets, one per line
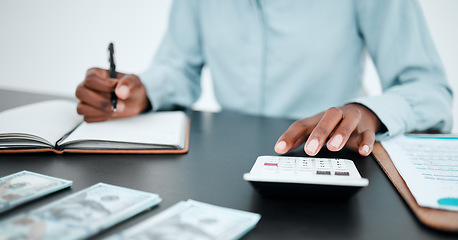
381,135,458,211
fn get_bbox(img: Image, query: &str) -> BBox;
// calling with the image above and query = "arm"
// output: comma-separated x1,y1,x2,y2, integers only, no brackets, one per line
139,0,204,111
76,0,203,121
275,0,453,156
353,0,453,138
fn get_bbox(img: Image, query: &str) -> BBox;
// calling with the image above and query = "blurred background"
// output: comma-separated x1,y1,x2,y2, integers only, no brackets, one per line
1,0,457,131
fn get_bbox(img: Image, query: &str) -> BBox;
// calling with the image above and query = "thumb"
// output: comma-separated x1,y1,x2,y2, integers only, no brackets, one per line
115,75,136,100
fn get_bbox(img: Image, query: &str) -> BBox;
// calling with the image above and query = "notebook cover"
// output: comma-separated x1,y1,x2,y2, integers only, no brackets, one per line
372,142,458,232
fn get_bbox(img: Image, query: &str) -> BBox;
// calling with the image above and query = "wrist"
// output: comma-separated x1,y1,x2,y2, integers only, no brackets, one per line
342,103,385,134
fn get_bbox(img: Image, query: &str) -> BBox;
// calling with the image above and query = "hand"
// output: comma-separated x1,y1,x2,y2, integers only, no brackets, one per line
274,103,383,156
75,68,151,122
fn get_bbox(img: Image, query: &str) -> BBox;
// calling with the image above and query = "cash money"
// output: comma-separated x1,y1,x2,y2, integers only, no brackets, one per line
0,171,72,214
105,199,261,240
0,183,161,240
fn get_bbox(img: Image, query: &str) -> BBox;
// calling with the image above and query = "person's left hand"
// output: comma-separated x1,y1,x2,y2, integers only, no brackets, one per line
274,103,383,156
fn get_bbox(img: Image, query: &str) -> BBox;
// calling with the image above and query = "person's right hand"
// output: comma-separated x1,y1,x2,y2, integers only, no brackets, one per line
75,67,151,122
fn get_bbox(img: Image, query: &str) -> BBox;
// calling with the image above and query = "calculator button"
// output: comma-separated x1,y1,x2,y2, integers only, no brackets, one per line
334,171,350,176
296,161,312,166
264,163,278,167
279,165,294,171
264,159,279,164
316,160,331,174
296,170,313,176
297,165,313,171
278,169,295,176
331,159,348,172
278,165,294,171
280,158,295,164
262,162,278,173
316,170,331,175
317,160,331,167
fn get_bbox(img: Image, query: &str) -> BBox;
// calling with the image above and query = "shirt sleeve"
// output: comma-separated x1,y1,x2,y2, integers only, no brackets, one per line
139,0,204,111
351,0,453,140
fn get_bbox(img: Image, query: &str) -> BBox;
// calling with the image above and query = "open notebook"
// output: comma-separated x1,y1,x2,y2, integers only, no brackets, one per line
0,100,189,154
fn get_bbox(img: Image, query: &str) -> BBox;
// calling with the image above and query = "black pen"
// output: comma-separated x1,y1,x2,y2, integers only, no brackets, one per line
108,42,118,112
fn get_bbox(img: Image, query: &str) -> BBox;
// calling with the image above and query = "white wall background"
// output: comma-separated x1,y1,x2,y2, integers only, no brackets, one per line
1,0,457,131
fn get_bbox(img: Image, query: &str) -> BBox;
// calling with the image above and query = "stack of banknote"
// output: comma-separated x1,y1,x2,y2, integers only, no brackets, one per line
0,171,261,240
0,171,73,214
0,182,161,239
104,199,261,240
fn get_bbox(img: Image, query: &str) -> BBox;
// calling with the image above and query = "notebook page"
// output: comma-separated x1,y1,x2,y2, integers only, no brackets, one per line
381,135,458,211
60,111,187,148
0,100,82,146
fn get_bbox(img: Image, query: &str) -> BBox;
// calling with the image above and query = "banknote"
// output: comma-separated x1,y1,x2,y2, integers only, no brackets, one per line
0,183,161,240
105,199,261,240
0,171,72,214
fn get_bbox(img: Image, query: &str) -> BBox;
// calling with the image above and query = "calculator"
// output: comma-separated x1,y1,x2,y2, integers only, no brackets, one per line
243,156,369,200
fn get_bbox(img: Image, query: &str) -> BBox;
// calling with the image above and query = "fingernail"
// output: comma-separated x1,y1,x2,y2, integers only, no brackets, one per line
306,139,319,155
329,134,343,149
275,141,287,153
362,145,370,154
116,102,125,112
118,85,129,99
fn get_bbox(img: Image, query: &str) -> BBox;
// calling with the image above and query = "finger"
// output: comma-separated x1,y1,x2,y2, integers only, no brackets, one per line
84,116,111,123
75,84,113,112
84,68,118,93
77,98,112,123
76,102,112,118
358,130,375,156
304,107,343,156
291,135,307,150
275,120,313,154
327,108,362,151
115,75,138,100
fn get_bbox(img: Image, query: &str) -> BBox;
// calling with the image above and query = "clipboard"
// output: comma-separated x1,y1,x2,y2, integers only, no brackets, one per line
372,142,458,232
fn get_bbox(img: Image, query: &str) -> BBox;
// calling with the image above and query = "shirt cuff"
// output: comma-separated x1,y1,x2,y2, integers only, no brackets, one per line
347,95,415,141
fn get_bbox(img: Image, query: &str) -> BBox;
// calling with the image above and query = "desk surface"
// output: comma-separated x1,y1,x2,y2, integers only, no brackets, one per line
0,89,457,240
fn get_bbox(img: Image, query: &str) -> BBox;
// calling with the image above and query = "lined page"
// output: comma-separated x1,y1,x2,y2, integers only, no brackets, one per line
382,135,458,211
0,100,82,146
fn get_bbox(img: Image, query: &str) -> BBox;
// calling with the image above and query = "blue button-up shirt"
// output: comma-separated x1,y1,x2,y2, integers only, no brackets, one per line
140,0,453,139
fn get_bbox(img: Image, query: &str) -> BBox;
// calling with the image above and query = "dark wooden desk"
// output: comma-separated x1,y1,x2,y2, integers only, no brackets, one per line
0,89,456,240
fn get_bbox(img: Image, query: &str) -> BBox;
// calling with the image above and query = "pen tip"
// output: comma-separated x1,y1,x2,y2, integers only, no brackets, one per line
108,42,114,52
